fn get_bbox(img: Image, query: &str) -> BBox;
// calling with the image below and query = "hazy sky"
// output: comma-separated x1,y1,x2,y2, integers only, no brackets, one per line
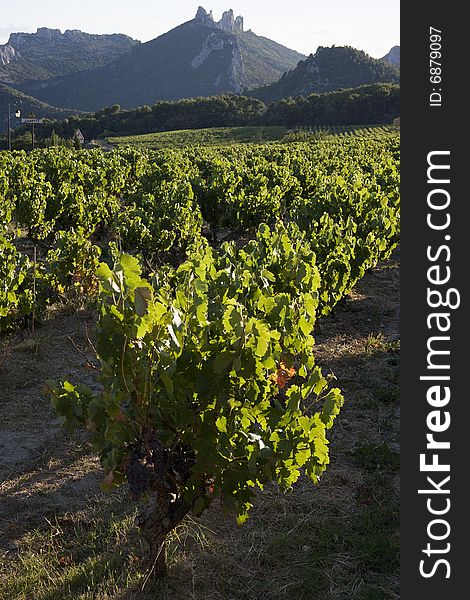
0,0,399,58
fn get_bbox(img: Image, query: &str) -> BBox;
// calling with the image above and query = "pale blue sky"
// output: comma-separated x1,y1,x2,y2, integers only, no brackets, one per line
0,0,399,58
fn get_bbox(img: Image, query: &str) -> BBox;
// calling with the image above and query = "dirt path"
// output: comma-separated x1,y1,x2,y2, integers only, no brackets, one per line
0,308,103,555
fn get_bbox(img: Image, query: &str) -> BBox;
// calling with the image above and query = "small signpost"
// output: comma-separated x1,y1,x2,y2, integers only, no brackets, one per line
20,112,43,150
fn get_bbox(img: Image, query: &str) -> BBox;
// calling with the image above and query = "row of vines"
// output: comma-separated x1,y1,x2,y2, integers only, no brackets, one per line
1,132,399,329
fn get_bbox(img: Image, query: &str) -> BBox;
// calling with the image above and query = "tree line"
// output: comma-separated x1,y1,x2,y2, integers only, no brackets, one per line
3,84,399,147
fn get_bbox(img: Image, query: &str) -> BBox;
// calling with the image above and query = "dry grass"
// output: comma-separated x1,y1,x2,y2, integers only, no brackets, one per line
0,256,400,600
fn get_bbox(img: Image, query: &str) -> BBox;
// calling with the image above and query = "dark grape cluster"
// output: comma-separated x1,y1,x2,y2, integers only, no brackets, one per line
125,437,196,500
125,454,155,500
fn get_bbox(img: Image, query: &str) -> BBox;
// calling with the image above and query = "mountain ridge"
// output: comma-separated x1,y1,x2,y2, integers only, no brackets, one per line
252,46,400,102
0,28,139,85
1,13,400,116
10,9,305,111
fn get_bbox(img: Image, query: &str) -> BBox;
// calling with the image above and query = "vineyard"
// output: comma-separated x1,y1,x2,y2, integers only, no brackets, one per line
1,132,399,331
0,131,400,598
107,126,289,149
106,125,397,150
290,125,398,138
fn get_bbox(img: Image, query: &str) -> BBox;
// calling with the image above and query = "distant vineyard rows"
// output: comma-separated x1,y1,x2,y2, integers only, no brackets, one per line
107,125,398,150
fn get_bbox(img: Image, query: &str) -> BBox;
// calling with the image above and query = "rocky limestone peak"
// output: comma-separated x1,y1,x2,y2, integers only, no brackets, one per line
195,6,215,25
8,28,64,48
195,8,244,33
36,27,63,40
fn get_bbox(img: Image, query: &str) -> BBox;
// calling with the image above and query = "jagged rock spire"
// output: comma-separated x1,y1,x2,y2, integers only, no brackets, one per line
195,7,215,25
218,9,234,32
195,7,244,32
